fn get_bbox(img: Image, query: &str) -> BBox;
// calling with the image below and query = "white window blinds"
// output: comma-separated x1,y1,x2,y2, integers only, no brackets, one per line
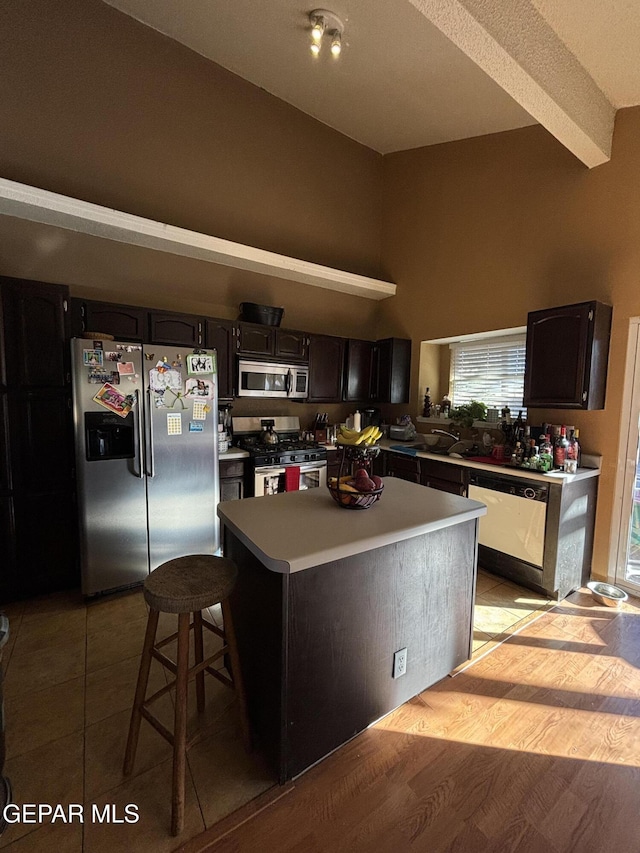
449,334,527,414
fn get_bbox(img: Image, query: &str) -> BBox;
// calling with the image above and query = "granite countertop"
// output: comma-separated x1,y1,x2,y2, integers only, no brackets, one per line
217,476,486,574
379,439,601,483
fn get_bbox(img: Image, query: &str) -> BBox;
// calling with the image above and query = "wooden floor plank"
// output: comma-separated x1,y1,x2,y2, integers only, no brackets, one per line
195,590,640,853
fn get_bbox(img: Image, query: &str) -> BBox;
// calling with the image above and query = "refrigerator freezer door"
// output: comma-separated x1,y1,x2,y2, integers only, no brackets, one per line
72,339,149,596
145,347,219,570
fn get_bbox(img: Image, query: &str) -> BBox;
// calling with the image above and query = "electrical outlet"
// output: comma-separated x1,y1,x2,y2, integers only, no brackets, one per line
393,647,407,679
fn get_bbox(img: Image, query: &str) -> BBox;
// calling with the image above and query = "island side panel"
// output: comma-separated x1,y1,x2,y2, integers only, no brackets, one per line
285,519,477,779
225,529,287,780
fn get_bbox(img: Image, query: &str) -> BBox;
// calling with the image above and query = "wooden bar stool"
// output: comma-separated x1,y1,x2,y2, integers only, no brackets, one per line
123,554,250,836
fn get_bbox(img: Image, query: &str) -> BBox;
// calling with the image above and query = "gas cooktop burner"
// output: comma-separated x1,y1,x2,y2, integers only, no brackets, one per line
236,436,327,467
239,439,321,455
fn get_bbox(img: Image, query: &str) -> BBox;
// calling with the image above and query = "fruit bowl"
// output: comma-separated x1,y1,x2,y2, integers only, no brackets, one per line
328,481,384,510
328,442,383,509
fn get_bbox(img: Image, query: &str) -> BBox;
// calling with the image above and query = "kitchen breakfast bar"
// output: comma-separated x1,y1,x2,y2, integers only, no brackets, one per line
218,478,486,782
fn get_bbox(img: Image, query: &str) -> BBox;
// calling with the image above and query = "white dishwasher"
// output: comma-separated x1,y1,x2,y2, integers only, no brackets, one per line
468,472,548,568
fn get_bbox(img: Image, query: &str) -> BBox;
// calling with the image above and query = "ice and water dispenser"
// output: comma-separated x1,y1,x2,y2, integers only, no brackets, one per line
85,412,135,461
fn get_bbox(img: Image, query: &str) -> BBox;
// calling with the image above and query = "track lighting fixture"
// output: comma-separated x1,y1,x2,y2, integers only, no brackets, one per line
308,9,344,59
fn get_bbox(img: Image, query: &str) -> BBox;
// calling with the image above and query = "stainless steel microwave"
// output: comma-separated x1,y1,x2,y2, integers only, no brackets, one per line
237,359,309,399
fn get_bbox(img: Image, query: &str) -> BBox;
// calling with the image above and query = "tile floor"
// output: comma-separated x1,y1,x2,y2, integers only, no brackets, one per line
0,570,551,852
470,567,553,664
0,589,274,853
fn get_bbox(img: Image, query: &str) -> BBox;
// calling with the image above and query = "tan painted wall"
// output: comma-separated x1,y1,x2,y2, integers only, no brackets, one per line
3,0,640,577
381,108,640,579
0,0,384,337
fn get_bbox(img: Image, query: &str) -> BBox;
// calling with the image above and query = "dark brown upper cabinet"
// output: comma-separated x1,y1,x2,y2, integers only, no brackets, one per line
71,299,148,342
344,339,375,402
2,278,69,388
205,318,237,399
237,323,275,357
308,334,345,403
149,311,203,347
523,301,612,410
275,329,308,361
373,338,411,404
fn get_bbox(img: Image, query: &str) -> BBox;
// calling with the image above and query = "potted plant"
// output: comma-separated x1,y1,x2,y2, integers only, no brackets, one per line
448,400,487,428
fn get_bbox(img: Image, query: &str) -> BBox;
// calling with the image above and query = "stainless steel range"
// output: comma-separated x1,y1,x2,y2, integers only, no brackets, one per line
233,416,327,497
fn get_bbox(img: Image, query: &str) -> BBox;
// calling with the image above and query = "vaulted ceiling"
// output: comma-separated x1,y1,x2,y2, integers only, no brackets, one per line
103,0,640,168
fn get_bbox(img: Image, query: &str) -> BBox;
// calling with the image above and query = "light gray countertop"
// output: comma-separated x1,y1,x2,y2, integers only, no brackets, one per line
378,439,600,483
217,476,486,574
219,448,250,461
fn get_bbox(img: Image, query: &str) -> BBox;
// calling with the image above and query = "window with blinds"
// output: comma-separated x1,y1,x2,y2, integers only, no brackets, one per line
449,334,527,414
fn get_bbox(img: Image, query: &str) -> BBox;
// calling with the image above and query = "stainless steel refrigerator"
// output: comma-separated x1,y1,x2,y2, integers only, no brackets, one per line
71,338,220,596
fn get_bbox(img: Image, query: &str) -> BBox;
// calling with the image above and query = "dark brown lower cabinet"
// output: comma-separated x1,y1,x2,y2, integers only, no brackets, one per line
421,458,468,497
219,458,245,502
0,498,16,604
13,493,78,598
385,452,421,483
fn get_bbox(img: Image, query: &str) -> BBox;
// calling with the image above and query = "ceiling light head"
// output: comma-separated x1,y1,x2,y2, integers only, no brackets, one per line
310,15,325,42
310,40,321,57
330,30,341,57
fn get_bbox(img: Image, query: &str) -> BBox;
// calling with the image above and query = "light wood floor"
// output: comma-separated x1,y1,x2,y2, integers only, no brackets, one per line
187,588,640,853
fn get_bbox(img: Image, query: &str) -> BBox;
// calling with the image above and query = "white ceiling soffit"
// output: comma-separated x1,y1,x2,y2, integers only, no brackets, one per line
0,178,395,300
410,0,615,167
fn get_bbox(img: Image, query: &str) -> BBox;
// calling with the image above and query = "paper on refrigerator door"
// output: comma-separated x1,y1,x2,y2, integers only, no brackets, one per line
191,400,208,421
167,413,182,435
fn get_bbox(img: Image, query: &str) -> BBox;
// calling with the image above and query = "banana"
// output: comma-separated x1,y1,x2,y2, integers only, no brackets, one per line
337,424,382,447
337,434,357,445
339,426,360,440
354,425,376,445
361,426,382,446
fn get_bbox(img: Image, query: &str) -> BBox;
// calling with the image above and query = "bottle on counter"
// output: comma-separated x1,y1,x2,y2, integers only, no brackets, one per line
553,425,569,470
422,387,432,418
528,443,540,470
353,410,362,432
511,441,525,467
539,435,553,472
513,410,524,437
565,428,581,473
440,393,451,418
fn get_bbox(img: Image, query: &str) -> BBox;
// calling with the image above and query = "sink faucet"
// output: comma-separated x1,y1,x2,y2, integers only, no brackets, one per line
431,429,460,442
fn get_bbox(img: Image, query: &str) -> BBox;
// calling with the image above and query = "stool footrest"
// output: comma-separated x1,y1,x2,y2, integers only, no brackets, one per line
140,705,174,747
155,623,194,650
205,665,233,689
202,619,224,640
151,647,178,675
143,680,175,707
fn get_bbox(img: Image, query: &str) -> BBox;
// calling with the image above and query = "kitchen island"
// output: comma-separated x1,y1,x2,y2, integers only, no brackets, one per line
218,478,486,782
